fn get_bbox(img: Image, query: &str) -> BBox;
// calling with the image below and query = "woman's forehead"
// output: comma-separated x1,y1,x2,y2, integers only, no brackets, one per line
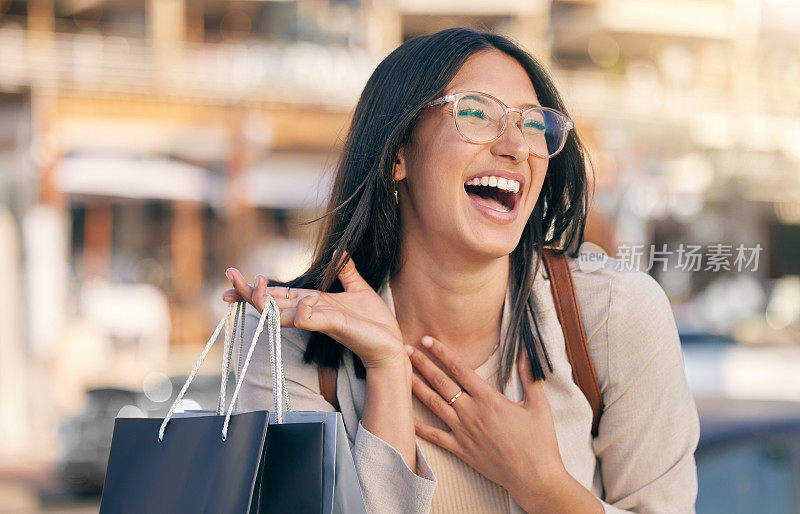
444,50,541,108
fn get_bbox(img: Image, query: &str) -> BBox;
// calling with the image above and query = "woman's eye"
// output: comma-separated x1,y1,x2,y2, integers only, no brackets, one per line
458,108,487,120
523,119,546,132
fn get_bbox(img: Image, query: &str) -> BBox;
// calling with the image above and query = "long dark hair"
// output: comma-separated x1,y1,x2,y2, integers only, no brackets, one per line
269,27,592,388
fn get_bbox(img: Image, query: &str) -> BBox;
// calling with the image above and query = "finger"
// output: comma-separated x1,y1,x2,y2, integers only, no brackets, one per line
518,348,545,408
335,250,369,293
250,275,269,313
418,336,492,398
252,276,317,313
411,373,460,429
225,287,320,316
244,274,306,319
414,418,461,457
255,289,346,337
222,288,245,303
407,341,467,408
249,294,319,328
225,268,255,305
291,293,319,327
265,285,318,300
518,346,534,383
290,293,354,338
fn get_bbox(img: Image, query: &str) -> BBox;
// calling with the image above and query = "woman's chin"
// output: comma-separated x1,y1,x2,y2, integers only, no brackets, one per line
462,229,521,259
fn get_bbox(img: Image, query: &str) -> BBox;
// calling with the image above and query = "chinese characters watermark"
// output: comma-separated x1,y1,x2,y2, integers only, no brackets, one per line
578,242,763,273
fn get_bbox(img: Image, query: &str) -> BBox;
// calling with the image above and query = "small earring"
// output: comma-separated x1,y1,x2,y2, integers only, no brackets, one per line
394,181,398,205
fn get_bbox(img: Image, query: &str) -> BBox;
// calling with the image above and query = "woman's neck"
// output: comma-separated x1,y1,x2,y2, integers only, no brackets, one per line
389,252,509,368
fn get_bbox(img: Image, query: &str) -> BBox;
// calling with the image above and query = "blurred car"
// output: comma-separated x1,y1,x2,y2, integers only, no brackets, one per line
56,374,235,493
681,330,800,513
56,387,146,492
695,397,800,514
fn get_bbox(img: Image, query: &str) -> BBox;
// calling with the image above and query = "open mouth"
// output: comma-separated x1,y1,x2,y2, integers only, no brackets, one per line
464,183,518,212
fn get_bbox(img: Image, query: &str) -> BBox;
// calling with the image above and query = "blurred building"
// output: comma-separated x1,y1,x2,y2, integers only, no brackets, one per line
0,0,797,474
545,0,800,343
0,0,372,466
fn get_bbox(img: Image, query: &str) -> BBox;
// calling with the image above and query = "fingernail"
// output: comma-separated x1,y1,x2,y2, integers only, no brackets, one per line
421,336,433,348
405,345,414,356
225,269,233,281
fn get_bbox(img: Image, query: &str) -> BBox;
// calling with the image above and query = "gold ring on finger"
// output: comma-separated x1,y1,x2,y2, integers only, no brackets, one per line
447,390,463,406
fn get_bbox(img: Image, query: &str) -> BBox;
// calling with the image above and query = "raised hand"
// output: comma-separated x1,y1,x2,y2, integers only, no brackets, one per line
407,336,578,511
221,252,406,369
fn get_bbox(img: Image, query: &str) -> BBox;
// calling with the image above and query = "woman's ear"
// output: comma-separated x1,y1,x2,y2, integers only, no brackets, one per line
393,146,408,181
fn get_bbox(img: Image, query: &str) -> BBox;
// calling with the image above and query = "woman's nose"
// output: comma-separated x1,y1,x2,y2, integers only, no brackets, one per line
492,111,530,161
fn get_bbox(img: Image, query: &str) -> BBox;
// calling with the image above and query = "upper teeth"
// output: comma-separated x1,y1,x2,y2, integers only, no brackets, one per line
465,176,520,193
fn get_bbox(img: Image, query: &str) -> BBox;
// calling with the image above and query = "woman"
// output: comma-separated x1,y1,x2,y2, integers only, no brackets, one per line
222,27,699,513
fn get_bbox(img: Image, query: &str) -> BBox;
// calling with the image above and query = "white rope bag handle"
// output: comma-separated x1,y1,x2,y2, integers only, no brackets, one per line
158,293,290,443
217,301,242,415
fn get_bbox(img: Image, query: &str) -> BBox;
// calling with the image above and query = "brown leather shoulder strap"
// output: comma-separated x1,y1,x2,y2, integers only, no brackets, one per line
318,365,340,411
542,248,604,437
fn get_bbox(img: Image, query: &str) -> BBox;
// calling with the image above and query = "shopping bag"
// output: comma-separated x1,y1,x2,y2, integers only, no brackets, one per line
99,296,366,514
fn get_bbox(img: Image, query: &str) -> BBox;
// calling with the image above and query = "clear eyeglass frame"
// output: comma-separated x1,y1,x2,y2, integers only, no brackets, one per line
422,90,575,158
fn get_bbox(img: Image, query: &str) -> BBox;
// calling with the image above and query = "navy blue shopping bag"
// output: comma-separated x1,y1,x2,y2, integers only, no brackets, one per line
99,299,365,514
100,412,324,513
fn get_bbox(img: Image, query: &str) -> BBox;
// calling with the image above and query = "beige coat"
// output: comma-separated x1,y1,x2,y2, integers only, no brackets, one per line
233,253,700,513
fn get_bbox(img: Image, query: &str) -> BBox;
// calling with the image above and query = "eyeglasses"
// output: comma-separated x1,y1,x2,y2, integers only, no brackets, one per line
422,91,574,158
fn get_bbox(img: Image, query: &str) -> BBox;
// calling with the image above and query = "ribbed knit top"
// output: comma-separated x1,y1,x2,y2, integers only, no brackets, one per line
412,339,510,513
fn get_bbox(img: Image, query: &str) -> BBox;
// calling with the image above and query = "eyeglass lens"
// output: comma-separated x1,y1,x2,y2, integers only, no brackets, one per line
454,93,569,157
